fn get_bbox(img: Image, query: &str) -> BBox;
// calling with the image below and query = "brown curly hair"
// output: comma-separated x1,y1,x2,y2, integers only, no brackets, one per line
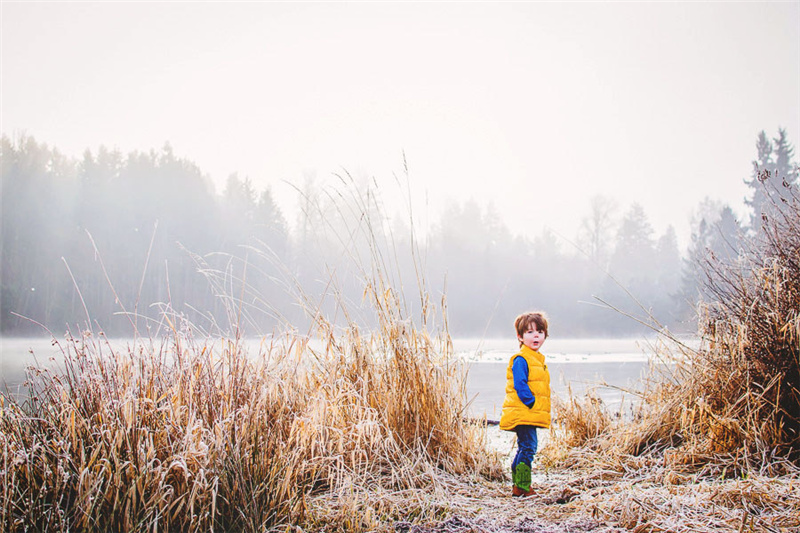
514,311,549,344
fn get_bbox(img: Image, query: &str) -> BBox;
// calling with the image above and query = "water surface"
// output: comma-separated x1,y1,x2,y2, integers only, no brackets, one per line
2,336,670,411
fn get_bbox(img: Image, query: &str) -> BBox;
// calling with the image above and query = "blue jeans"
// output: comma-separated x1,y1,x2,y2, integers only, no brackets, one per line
511,425,538,476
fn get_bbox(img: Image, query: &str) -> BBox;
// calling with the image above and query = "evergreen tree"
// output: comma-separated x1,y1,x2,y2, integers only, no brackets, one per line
609,203,656,285
255,188,289,256
655,225,681,293
745,129,798,232
654,225,684,323
599,204,660,332
710,206,742,261
682,202,743,314
429,199,515,334
1,135,81,333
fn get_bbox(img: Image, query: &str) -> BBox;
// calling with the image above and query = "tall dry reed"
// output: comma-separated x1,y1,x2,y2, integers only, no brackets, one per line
545,180,800,477
1,305,502,532
1,176,503,532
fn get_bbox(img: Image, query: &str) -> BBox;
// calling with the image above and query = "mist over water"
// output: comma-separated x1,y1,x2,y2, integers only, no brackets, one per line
1,335,666,418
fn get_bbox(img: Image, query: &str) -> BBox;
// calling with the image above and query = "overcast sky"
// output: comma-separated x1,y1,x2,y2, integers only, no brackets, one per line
2,2,799,249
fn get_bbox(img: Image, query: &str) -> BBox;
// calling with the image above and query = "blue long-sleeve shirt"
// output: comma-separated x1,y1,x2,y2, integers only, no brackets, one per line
512,356,536,408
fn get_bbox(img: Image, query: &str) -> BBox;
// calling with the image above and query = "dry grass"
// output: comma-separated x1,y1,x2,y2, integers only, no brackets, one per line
620,187,799,472
544,186,800,468
527,183,800,531
0,176,506,532
5,177,799,532
0,312,505,531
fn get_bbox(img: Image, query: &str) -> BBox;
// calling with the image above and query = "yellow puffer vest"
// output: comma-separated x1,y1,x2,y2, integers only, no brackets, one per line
499,345,551,430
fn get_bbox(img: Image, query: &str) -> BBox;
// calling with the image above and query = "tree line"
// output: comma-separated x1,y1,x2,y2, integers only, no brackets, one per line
1,130,796,338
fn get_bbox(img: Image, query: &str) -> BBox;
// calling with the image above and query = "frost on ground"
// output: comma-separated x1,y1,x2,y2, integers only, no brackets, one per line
388,425,799,533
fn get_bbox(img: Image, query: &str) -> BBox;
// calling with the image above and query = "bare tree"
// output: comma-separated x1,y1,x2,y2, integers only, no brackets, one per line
577,195,618,267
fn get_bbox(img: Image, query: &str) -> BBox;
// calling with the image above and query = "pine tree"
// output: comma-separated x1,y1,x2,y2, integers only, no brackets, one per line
773,128,799,190
682,203,743,310
745,129,798,232
609,203,656,286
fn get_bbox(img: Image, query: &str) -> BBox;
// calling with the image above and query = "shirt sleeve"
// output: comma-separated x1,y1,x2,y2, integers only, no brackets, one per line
512,356,536,408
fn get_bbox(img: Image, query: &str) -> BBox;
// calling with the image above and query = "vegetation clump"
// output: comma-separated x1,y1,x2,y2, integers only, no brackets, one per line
1,316,501,531
548,182,800,471
535,181,800,531
0,178,505,532
636,182,799,470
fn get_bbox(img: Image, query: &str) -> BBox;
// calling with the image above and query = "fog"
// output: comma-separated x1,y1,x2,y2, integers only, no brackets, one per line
2,131,797,338
1,3,798,338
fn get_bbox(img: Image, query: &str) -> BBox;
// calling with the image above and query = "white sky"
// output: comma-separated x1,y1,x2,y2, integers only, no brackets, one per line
2,2,799,250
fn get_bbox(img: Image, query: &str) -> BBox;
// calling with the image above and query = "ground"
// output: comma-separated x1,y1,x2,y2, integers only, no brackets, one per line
393,475,626,533
386,428,799,532
390,468,798,533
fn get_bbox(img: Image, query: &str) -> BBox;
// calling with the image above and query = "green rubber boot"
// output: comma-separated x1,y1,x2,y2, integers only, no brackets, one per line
513,462,531,492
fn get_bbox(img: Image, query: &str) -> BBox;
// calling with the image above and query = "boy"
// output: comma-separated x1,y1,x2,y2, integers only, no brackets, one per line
499,311,552,497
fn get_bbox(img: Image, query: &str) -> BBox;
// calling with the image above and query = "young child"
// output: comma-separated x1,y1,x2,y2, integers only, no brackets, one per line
499,311,552,497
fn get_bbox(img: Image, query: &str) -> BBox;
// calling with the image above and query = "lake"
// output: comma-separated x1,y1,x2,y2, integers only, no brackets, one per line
455,337,665,420
1,336,668,412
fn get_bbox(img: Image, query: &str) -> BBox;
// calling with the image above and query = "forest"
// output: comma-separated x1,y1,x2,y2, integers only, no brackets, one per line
1,130,797,338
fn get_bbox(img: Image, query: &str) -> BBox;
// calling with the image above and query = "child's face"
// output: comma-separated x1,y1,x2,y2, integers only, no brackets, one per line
518,326,546,351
